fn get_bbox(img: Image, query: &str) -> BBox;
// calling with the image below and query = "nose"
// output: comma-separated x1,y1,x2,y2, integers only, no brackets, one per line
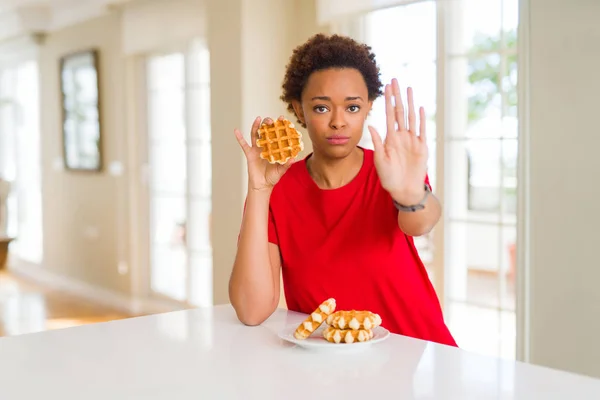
329,108,347,130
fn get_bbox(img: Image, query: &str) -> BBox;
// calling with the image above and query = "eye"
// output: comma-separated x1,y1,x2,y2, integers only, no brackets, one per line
347,105,361,113
314,106,328,113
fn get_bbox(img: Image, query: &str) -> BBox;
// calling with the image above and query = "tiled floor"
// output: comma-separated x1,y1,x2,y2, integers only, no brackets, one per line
0,271,134,337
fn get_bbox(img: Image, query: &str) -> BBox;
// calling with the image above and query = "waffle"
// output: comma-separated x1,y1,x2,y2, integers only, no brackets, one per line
323,326,374,344
294,298,336,340
326,310,382,330
256,118,304,164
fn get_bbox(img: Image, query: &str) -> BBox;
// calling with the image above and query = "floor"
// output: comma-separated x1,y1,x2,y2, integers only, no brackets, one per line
1,269,516,361
446,272,516,360
0,271,134,337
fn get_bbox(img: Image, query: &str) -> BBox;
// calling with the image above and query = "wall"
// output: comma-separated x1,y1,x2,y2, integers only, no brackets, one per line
6,0,323,311
525,0,600,378
38,12,132,295
209,0,322,306
121,0,206,55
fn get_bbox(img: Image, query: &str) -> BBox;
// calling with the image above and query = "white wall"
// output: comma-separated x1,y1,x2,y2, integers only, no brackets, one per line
121,0,206,55
37,12,132,295
524,0,600,379
208,0,321,305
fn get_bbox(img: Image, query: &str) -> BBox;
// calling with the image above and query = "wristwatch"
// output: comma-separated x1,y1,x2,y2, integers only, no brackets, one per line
393,184,431,212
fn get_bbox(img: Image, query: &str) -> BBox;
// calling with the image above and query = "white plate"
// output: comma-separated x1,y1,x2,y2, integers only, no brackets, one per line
278,322,390,351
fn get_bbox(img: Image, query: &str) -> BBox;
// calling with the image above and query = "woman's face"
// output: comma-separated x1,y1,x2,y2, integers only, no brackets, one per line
293,68,372,160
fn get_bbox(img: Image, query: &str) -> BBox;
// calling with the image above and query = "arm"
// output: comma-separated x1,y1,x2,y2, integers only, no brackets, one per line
229,189,282,326
393,190,442,237
368,81,439,237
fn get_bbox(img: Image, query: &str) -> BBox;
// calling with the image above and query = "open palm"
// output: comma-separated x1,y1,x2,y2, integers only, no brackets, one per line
368,79,429,205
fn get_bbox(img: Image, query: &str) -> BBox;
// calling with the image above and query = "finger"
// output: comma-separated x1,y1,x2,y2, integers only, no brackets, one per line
284,157,296,170
278,115,285,121
384,84,396,136
407,87,416,134
392,78,406,131
234,128,251,156
277,157,295,176
260,117,273,127
368,126,386,158
251,116,262,146
419,107,427,142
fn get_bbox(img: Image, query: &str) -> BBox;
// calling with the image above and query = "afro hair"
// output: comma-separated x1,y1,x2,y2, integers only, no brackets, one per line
280,33,384,127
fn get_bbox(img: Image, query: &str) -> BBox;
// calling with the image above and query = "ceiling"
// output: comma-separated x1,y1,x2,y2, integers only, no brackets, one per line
0,0,136,41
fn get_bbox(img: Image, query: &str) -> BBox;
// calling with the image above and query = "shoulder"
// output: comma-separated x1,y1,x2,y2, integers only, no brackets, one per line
278,157,306,186
359,147,379,183
362,147,375,166
270,157,309,201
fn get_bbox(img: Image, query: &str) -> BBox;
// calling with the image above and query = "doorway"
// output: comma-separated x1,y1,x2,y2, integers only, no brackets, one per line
142,39,212,307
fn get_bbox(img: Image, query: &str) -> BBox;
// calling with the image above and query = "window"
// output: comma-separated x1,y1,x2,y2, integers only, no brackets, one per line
146,39,212,307
444,0,518,360
0,61,43,263
336,0,519,360
363,1,438,267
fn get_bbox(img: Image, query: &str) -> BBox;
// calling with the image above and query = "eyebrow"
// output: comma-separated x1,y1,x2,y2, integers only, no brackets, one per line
311,96,364,101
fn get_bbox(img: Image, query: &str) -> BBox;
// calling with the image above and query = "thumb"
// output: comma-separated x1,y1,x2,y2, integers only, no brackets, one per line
368,126,385,158
283,157,296,170
278,157,296,175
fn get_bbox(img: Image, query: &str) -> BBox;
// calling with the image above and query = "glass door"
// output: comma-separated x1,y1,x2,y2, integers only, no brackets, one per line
0,61,43,263
442,0,519,360
341,0,519,360
145,39,212,307
362,1,439,282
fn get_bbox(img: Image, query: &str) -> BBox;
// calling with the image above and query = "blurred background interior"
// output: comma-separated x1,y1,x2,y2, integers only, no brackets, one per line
0,0,599,381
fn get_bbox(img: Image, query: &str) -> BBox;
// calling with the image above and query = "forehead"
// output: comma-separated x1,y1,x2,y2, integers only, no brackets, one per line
302,68,368,99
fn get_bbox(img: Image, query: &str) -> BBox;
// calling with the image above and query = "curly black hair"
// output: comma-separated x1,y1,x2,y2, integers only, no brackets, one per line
280,33,384,128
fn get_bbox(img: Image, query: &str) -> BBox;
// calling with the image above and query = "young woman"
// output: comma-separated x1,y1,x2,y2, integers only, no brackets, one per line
230,33,457,347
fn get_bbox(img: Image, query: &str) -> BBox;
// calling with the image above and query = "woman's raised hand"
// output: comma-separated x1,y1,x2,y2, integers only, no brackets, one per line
234,115,295,193
368,79,429,206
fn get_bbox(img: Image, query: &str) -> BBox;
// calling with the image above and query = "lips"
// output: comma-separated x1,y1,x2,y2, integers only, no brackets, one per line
326,135,350,145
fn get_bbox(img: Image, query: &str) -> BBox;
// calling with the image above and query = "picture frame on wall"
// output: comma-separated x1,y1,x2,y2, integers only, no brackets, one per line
60,49,102,172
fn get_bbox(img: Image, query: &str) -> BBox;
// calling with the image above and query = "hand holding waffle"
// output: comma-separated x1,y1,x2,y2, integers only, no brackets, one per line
293,298,383,344
234,116,304,192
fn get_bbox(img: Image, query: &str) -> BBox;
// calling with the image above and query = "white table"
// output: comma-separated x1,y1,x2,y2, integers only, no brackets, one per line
1,304,599,399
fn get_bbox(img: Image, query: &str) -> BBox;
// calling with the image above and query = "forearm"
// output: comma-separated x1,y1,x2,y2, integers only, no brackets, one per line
229,188,278,324
395,193,441,236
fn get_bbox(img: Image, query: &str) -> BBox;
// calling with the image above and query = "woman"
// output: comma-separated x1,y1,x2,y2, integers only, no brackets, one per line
230,33,457,347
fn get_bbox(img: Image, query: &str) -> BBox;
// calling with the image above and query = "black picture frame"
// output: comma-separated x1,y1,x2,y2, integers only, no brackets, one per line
60,49,102,172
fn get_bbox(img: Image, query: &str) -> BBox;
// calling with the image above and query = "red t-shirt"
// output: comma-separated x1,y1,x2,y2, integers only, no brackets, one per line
264,147,457,347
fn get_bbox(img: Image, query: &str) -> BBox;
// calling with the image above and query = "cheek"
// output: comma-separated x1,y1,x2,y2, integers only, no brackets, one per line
305,113,329,133
349,111,368,128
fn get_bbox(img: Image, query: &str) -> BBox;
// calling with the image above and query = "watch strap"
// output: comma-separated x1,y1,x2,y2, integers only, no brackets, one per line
393,184,431,212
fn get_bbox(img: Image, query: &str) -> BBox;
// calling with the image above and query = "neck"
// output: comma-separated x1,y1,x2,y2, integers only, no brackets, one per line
307,147,364,189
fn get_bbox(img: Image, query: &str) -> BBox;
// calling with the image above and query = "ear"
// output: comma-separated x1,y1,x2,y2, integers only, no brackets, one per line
291,100,305,125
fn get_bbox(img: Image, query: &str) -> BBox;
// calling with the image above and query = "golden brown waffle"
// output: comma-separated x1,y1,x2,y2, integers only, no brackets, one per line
256,118,304,164
293,298,336,340
323,326,374,344
326,310,382,330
